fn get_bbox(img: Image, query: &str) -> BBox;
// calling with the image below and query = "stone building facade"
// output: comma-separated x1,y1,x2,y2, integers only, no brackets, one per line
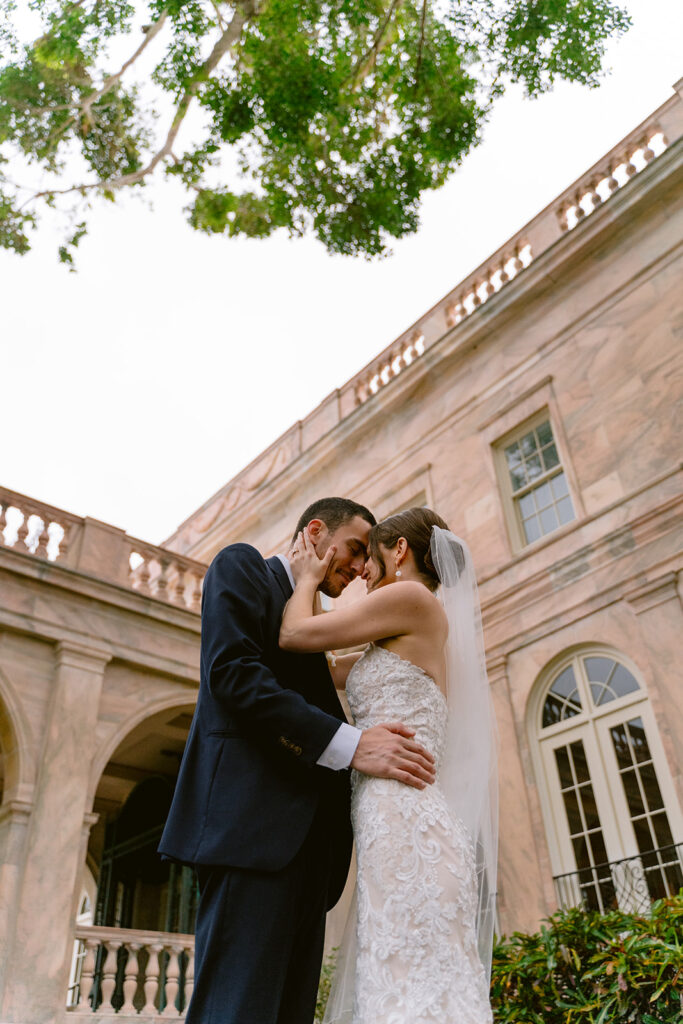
0,81,682,1024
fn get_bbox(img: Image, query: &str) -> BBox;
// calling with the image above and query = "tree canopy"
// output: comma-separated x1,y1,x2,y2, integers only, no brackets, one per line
0,0,630,264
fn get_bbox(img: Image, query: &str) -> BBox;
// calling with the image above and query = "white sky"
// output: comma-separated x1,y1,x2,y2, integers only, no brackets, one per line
1,1,682,545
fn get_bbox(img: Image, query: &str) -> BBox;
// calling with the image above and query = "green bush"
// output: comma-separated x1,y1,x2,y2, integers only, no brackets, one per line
316,895,683,1022
490,894,683,1023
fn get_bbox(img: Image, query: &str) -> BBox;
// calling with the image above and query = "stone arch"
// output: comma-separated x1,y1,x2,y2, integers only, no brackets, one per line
0,663,34,805
87,696,197,935
88,693,196,805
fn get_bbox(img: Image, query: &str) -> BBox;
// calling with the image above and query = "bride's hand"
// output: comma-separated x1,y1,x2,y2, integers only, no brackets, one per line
289,527,336,586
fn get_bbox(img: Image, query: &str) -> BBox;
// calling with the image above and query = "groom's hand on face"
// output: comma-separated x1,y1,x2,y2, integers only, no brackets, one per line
351,723,436,789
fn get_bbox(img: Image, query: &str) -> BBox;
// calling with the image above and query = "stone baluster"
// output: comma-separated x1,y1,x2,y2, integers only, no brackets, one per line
605,163,620,196
0,503,7,545
184,947,195,1010
586,178,602,212
641,133,656,163
99,940,122,1011
191,572,203,612
74,938,98,1011
557,203,571,232
173,565,187,606
137,555,152,595
623,147,638,178
143,943,163,1015
162,945,182,1016
120,942,141,1013
57,519,72,561
15,510,30,552
156,557,171,601
573,191,586,221
35,518,50,559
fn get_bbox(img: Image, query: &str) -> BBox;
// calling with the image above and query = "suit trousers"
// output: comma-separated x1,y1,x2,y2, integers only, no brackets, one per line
185,806,335,1024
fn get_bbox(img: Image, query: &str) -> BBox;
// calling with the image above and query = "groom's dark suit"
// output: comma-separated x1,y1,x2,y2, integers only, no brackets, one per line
159,543,353,1023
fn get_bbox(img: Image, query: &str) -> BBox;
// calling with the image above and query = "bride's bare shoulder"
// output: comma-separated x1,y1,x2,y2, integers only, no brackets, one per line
375,580,444,617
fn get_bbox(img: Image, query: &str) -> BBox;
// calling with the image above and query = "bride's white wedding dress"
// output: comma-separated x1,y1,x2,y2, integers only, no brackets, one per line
340,642,493,1024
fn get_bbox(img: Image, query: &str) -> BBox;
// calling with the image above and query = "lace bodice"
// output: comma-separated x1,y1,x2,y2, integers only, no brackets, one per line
346,643,448,765
327,643,493,1024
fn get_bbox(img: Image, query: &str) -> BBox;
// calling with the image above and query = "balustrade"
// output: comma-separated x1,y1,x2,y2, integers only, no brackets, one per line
127,540,204,612
0,486,80,564
0,485,205,612
556,128,668,232
68,926,194,1020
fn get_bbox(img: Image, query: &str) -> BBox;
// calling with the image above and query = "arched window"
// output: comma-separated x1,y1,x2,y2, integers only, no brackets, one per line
532,648,682,913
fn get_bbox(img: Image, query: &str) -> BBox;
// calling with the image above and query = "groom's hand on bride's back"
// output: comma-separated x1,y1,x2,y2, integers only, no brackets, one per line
351,723,436,789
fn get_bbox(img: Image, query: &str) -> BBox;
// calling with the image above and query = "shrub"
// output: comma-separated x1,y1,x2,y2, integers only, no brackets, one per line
490,894,683,1023
316,895,683,1022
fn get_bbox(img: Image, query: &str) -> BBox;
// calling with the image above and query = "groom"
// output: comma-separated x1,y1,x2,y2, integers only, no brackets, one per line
159,497,436,1023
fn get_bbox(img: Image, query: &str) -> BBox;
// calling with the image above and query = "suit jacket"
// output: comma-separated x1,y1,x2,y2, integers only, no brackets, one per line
158,543,353,908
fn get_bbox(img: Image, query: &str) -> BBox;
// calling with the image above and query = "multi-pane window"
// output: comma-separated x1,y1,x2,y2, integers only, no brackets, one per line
502,419,574,545
554,739,612,911
610,717,682,899
537,650,682,914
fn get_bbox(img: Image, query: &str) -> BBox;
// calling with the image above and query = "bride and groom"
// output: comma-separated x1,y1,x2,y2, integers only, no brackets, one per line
159,497,498,1023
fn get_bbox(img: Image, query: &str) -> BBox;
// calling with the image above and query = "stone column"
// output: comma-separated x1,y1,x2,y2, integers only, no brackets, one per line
0,799,32,1000
488,654,549,935
0,641,110,1024
626,571,683,801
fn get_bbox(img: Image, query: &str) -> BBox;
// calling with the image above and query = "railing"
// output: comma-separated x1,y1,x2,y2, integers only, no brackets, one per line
67,926,194,1019
0,486,206,612
554,843,683,915
165,83,683,554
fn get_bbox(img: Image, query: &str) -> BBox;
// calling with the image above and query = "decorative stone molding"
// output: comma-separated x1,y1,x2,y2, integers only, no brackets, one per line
625,572,680,614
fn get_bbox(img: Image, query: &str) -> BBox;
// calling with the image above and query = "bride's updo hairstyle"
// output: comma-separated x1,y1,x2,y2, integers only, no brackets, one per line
368,506,450,593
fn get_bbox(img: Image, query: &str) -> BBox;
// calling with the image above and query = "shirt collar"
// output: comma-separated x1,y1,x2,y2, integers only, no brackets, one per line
276,553,296,591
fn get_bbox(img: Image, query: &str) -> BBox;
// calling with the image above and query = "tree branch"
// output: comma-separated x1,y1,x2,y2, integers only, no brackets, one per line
21,3,253,208
345,0,404,89
80,12,169,118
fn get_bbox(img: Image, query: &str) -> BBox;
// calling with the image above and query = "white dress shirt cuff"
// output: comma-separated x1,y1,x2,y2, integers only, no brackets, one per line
317,722,362,770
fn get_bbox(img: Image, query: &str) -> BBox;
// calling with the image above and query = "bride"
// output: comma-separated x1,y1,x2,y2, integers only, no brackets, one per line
280,507,498,1024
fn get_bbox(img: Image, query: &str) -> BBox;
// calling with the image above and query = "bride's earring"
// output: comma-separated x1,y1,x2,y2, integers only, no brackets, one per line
395,564,402,577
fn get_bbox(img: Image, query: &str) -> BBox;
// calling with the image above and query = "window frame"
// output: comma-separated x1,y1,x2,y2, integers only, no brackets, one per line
530,646,683,885
494,409,577,552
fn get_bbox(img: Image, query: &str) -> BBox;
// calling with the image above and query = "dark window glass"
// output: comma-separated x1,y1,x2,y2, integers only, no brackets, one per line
571,835,591,870
610,722,633,769
588,830,608,866
651,813,674,850
628,718,649,763
554,746,573,789
571,741,590,783
564,789,582,835
537,421,553,446
580,784,601,831
639,763,664,811
620,768,645,817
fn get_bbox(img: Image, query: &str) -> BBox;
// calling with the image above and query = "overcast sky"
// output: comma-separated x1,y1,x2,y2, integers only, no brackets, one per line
2,1,682,545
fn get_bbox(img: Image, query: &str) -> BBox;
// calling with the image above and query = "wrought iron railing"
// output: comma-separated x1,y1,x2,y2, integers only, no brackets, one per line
554,843,683,915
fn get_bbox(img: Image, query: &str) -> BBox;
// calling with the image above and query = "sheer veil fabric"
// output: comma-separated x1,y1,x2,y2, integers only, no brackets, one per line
429,528,499,982
323,528,498,1023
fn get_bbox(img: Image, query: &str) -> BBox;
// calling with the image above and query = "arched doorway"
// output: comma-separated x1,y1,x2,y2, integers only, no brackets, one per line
90,705,197,936
530,646,683,912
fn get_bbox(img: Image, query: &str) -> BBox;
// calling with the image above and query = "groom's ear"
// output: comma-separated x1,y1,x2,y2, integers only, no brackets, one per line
306,518,327,545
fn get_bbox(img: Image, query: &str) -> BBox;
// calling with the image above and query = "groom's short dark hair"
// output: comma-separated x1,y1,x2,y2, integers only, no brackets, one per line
292,497,376,543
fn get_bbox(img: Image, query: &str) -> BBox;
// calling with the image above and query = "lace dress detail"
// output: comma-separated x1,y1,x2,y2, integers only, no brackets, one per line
344,644,493,1024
